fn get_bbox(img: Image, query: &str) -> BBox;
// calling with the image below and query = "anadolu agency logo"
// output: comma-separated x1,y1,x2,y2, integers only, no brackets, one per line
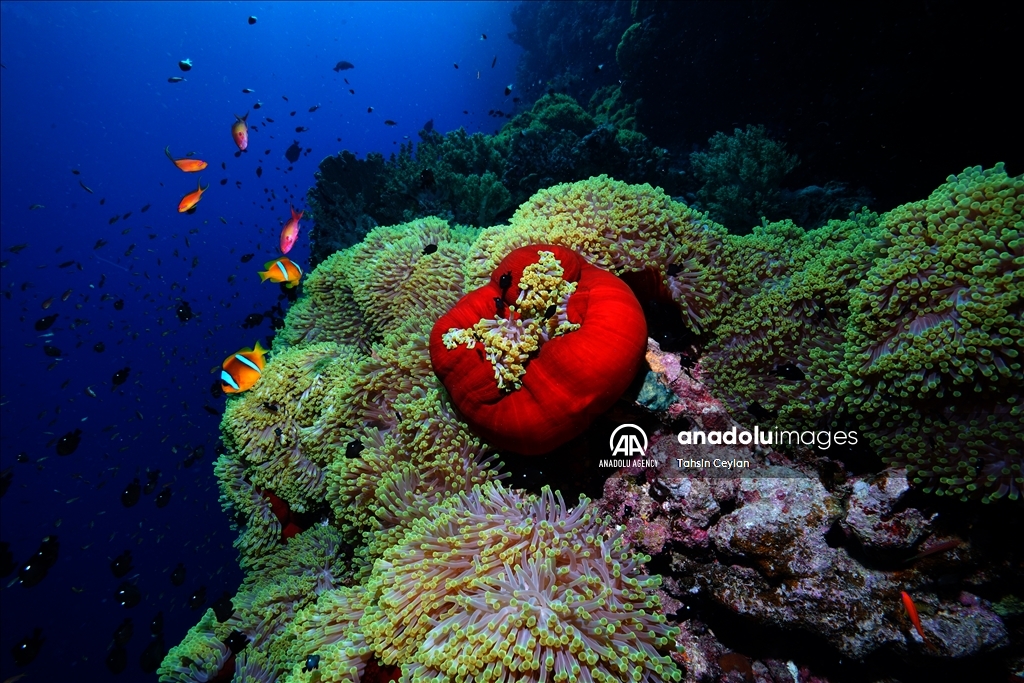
600,424,658,468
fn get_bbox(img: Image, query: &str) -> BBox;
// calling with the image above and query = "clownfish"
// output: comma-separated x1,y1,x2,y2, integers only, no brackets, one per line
177,178,208,213
164,146,208,172
258,257,302,288
220,341,267,394
279,206,303,254
232,111,249,151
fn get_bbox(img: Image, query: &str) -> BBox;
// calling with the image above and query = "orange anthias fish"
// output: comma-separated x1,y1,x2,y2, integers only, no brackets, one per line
279,206,303,253
164,146,208,172
177,178,208,213
900,591,928,643
258,257,303,288
220,341,267,394
232,111,249,151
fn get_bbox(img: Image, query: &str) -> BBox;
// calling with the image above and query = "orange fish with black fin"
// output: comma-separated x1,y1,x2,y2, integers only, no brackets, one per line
220,341,267,393
279,206,303,253
164,146,208,172
177,178,208,213
258,257,303,288
232,111,249,151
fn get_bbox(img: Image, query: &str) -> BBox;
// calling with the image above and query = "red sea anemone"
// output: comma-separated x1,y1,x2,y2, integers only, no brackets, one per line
430,245,647,454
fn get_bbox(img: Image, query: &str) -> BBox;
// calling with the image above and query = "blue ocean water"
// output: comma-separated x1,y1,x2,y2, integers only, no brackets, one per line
0,2,520,679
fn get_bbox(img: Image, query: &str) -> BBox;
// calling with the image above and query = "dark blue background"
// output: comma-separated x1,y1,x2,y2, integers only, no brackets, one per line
0,2,520,679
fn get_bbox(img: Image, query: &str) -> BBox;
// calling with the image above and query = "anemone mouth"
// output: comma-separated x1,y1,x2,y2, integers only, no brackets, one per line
442,250,580,392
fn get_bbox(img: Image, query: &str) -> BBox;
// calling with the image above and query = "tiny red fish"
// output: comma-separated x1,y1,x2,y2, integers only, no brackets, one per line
232,111,249,151
900,591,927,642
279,207,303,254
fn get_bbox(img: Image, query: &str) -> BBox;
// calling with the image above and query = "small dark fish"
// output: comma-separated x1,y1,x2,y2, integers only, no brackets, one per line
178,58,192,71
349,88,355,95
240,253,254,263
248,15,257,25
224,630,248,655
219,216,227,224
499,270,512,291
99,197,105,205
203,405,222,416
113,617,134,646
309,104,320,112
106,645,128,674
253,101,262,109
167,77,185,83
18,537,59,588
266,117,274,122
58,260,76,268
110,550,133,578
303,654,321,673
108,215,119,225
189,585,207,609
155,486,172,508
61,288,72,301
93,341,105,353
212,591,234,621
141,203,150,213
221,161,227,170
282,95,288,101
210,380,224,398
423,118,434,133
285,141,302,163
295,126,308,133
594,64,604,73
242,88,255,93
367,106,373,113
481,33,487,40
56,429,82,456
29,203,44,210
170,563,186,586
112,367,130,385
113,299,124,310
491,56,497,68
116,581,141,608
774,363,805,381
504,84,513,96
11,628,45,666
332,60,354,72
143,469,160,495
453,63,459,69
71,168,80,174
176,301,193,322
242,312,264,328
35,314,58,331
140,635,165,674
420,168,436,190
384,120,397,126
220,178,228,185
8,243,29,254
122,212,132,220
256,166,262,178
121,478,140,507
43,345,62,358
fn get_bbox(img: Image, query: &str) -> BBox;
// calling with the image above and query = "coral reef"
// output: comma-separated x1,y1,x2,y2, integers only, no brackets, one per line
306,96,681,267
172,167,1022,683
689,124,800,230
